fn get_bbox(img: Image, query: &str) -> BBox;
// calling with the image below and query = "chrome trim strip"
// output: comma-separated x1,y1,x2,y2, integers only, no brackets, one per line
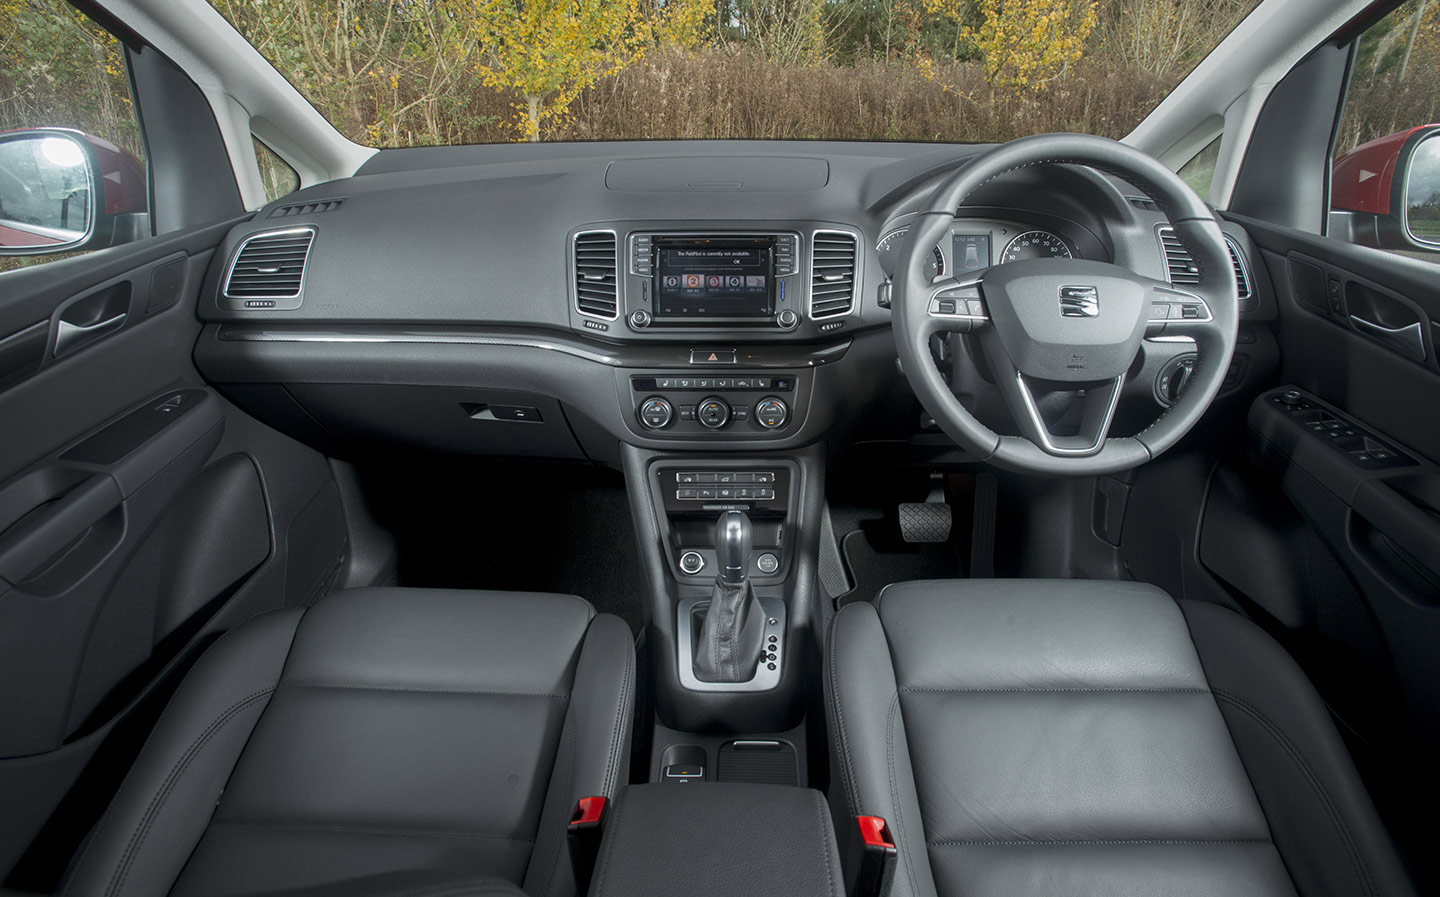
222,226,317,301
216,327,623,365
1014,372,1125,456
571,228,620,321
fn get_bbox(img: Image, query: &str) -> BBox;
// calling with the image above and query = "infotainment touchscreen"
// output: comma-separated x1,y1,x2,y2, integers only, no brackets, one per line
653,237,775,317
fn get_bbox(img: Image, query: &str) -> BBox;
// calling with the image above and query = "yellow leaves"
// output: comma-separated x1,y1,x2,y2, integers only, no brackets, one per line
949,0,1098,94
468,0,661,140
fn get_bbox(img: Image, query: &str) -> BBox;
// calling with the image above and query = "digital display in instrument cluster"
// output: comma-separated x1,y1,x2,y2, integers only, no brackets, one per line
952,234,992,273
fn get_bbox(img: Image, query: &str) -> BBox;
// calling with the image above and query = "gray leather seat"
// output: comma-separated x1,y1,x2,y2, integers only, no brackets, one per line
63,587,635,897
825,580,1417,897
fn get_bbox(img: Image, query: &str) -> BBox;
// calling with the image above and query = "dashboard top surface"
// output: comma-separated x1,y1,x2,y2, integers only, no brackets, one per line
200,140,1255,342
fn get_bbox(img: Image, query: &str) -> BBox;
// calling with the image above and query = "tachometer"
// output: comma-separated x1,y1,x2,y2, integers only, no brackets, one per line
876,228,944,280
999,230,1072,263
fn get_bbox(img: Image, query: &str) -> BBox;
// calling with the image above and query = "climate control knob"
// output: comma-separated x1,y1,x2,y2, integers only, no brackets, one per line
697,396,731,429
755,396,789,429
638,396,674,429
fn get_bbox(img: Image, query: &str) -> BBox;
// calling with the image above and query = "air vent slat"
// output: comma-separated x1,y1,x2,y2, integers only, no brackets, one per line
810,231,857,319
573,231,618,320
224,228,315,301
268,198,345,218
1158,226,1252,300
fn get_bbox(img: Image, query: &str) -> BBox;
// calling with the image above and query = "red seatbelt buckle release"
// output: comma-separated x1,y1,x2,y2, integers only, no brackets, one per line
567,796,607,896
847,815,897,897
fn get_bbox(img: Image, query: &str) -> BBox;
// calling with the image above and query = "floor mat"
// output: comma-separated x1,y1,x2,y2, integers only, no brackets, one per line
838,527,960,606
362,461,645,634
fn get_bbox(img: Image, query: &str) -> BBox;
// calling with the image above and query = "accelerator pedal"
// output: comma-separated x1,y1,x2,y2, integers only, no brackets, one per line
898,473,952,544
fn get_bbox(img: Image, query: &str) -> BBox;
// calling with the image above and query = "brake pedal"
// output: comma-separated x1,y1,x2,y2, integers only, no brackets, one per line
898,474,952,544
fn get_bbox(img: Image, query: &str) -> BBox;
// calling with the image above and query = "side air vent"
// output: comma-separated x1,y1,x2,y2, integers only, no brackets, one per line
1157,226,1252,301
573,230,619,319
223,227,315,300
810,230,858,318
268,198,345,218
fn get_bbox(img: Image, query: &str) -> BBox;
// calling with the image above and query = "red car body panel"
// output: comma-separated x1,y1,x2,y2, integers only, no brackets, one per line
0,222,67,246
1331,126,1431,215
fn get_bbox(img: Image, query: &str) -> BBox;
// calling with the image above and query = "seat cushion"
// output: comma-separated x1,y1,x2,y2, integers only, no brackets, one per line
64,588,635,897
825,579,1416,897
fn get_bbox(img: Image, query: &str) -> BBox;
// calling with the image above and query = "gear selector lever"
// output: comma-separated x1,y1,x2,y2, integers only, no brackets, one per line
716,508,751,586
692,510,765,682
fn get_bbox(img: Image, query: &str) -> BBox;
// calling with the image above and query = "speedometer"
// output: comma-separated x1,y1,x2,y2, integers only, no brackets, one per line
999,230,1072,263
876,228,944,280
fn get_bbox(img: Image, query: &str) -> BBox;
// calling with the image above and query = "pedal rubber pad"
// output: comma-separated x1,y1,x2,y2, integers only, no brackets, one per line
898,501,952,543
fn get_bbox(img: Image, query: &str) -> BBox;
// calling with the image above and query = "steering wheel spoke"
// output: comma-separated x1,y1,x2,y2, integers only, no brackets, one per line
1010,372,1126,457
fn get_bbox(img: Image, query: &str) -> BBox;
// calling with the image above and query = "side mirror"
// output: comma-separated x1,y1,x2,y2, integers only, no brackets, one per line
1404,132,1440,249
0,128,147,256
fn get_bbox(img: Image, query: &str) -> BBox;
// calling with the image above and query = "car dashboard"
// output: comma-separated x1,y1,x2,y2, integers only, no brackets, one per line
194,140,1274,464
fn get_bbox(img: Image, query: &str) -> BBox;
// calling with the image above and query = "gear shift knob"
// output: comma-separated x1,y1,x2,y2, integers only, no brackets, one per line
714,510,751,585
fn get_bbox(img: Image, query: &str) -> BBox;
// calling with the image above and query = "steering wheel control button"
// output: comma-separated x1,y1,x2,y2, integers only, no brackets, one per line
1149,297,1211,323
928,285,987,321
755,397,789,429
691,348,736,365
638,397,674,430
756,553,780,575
679,551,705,575
697,397,731,429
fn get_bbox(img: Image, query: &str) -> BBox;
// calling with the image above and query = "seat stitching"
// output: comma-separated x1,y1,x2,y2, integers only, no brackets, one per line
929,837,1275,847
1212,689,1377,897
535,693,578,897
206,820,536,842
825,613,861,817
898,686,1210,694
278,683,571,699
887,693,923,897
106,687,275,897
604,626,634,797
812,790,841,897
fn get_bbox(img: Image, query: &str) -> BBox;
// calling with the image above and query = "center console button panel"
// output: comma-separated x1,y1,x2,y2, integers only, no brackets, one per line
629,373,801,438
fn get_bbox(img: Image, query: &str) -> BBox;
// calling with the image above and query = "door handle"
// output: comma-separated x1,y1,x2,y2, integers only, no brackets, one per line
1349,315,1425,362
0,475,122,584
54,312,127,358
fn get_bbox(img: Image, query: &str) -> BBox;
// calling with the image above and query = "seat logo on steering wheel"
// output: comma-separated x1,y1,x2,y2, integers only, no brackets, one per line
1058,285,1100,317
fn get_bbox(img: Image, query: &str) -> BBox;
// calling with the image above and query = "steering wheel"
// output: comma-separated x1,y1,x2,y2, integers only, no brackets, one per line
893,134,1238,476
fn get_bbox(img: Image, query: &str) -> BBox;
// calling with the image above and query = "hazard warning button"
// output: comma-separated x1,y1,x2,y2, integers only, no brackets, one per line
689,348,737,365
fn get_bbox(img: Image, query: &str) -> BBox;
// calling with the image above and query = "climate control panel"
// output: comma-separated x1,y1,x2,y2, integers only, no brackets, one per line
628,372,801,438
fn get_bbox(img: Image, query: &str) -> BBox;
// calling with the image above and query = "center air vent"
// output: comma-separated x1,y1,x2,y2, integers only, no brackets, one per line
1158,226,1252,301
810,230,858,318
574,230,619,319
223,227,315,302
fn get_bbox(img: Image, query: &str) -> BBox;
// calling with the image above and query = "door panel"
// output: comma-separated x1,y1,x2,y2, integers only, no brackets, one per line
0,223,350,887
1205,211,1440,883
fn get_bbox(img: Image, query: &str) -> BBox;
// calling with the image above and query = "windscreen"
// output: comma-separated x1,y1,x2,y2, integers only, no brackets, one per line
193,1,1266,148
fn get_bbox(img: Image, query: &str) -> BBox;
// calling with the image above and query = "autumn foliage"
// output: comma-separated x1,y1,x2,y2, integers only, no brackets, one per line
2,0,1434,157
